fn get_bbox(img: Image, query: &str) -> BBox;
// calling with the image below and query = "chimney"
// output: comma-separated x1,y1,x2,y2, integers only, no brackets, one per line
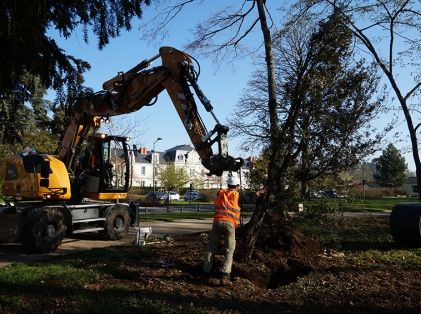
139,147,148,154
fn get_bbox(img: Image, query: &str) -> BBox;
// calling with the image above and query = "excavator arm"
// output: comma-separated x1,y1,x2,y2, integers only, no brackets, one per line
59,47,243,177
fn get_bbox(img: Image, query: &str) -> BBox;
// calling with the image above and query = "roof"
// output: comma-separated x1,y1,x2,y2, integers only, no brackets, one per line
134,154,151,164
162,144,194,162
165,144,194,152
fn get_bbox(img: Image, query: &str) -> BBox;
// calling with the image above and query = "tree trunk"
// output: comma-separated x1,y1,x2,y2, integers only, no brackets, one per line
236,191,268,262
236,0,280,262
387,76,421,201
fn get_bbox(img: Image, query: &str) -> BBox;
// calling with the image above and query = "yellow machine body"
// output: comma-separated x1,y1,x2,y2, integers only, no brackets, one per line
2,154,71,200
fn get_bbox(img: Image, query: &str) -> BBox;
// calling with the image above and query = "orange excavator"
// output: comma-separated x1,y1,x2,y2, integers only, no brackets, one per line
1,47,243,252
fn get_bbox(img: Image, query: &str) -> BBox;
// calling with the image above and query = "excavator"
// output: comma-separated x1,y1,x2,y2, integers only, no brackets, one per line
0,47,244,253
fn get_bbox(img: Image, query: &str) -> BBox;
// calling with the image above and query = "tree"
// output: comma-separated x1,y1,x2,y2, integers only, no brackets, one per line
374,144,407,188
0,0,151,104
141,0,372,261
230,11,385,199
0,73,58,147
157,163,190,192
247,153,270,190
301,1,421,200
141,1,385,261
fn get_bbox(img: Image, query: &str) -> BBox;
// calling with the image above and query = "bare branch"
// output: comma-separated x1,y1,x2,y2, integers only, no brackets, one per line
404,82,421,101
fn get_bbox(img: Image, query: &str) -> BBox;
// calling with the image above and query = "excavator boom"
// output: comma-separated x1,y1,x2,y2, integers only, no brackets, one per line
59,47,243,177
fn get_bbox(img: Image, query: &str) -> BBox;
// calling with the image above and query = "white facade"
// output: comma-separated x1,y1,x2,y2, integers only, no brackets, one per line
402,176,418,197
130,144,249,189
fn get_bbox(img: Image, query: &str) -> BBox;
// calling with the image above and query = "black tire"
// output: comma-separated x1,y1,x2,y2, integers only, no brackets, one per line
22,208,66,253
103,205,130,240
390,203,421,245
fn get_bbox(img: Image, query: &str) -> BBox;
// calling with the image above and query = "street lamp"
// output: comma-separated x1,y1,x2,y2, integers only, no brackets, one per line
152,137,162,203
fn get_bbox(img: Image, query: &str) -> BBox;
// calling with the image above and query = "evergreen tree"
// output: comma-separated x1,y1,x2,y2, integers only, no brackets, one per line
374,144,407,188
0,0,150,103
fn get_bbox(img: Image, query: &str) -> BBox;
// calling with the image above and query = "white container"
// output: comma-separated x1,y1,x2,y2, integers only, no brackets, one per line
135,227,152,246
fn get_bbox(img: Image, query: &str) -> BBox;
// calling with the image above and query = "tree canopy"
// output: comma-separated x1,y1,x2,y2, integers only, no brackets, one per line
374,144,407,188
0,0,151,103
157,163,189,192
229,11,384,197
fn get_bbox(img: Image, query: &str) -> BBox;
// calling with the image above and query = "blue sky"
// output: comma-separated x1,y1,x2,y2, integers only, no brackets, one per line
46,1,419,172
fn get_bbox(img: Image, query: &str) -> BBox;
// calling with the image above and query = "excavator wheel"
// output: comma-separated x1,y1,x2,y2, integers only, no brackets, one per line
22,208,66,253
102,205,130,240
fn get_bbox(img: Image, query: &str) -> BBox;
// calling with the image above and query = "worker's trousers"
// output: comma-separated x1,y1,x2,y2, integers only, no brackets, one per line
203,220,236,275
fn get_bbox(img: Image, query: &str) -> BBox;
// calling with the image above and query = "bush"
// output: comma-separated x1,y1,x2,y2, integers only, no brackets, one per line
348,186,407,198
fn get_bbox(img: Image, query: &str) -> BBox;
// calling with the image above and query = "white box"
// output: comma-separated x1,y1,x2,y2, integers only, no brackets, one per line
135,227,152,246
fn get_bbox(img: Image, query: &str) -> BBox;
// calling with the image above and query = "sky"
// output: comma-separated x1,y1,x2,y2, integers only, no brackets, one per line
46,1,419,172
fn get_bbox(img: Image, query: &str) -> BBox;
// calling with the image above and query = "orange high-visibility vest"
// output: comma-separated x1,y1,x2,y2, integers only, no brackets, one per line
213,188,241,227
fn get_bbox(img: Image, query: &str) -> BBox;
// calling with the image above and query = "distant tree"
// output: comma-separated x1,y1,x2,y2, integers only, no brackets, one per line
157,163,190,192
0,72,59,146
0,0,151,104
246,152,269,190
374,144,407,188
29,75,52,130
347,161,375,185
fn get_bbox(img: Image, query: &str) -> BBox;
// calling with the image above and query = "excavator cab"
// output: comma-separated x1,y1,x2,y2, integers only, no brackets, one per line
76,133,131,201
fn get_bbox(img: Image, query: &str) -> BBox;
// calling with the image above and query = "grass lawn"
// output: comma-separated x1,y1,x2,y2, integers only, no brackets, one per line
139,211,253,222
306,196,419,213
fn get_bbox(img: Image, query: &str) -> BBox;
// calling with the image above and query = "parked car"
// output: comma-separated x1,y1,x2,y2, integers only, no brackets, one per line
166,191,180,201
184,190,203,201
146,191,166,201
319,189,338,198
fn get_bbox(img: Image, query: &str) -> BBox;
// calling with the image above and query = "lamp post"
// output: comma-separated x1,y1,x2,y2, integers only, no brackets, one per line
152,137,162,204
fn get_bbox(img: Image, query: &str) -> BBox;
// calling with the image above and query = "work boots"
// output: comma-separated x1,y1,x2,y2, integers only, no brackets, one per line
220,273,232,286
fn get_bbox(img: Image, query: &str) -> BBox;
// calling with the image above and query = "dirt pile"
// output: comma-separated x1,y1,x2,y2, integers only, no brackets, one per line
232,217,321,289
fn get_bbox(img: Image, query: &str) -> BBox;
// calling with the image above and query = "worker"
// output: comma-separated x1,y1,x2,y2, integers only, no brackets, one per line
203,174,241,286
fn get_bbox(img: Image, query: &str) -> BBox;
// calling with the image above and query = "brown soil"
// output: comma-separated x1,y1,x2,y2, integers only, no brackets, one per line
95,216,421,313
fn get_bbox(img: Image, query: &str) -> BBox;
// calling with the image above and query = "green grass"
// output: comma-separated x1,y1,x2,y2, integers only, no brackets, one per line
0,246,205,314
139,211,214,222
306,196,419,213
139,211,253,222
351,248,421,268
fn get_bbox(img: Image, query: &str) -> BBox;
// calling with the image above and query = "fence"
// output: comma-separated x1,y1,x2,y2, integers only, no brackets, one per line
131,202,255,214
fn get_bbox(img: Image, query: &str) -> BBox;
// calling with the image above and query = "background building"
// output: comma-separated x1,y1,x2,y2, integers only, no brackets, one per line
131,144,249,190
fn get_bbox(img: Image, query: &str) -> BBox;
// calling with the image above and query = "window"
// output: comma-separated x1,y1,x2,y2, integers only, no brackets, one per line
190,169,195,176
141,166,145,175
5,163,18,180
140,181,145,187
412,185,418,193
